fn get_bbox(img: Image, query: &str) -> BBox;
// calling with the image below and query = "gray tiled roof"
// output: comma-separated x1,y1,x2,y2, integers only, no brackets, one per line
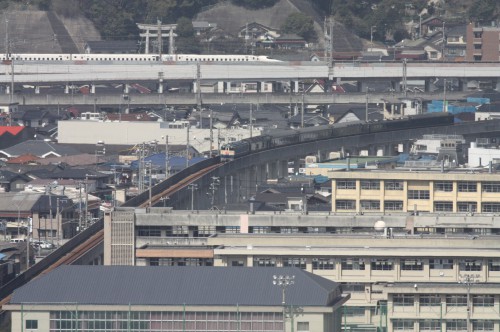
0,140,81,158
10,265,340,306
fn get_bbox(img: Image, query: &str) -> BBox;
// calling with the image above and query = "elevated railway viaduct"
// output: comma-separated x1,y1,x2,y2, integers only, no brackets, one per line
1,118,500,312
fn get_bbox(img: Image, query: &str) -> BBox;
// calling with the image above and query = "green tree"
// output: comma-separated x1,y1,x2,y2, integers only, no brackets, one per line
231,0,278,10
175,17,200,53
469,0,499,23
281,13,317,42
52,0,80,17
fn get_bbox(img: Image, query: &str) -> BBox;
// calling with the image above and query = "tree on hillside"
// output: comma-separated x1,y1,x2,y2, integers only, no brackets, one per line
231,0,278,10
80,1,143,39
175,17,200,54
468,0,499,23
52,0,79,17
281,13,317,42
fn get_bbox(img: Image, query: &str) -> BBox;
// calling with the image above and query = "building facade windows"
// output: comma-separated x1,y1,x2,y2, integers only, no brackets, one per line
283,257,307,269
297,322,310,331
435,181,453,192
446,295,467,307
341,258,365,270
384,201,403,211
473,295,494,307
429,259,453,269
360,200,380,210
459,259,482,271
393,319,414,331
393,294,415,307
371,259,393,270
337,180,356,190
26,320,38,330
137,226,161,237
336,200,356,210
488,259,500,271
482,203,500,213
458,182,477,192
312,258,335,270
457,202,477,212
343,306,365,317
434,201,453,212
420,295,441,306
50,310,284,332
253,257,276,267
400,259,423,271
385,181,404,191
361,180,380,190
420,319,441,331
473,320,494,331
408,190,430,199
446,319,467,331
483,182,500,192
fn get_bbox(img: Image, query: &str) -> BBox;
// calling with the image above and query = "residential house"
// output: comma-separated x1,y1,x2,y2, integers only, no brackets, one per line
0,243,24,286
10,109,59,128
0,140,81,159
445,25,467,61
0,126,30,150
192,21,217,37
0,170,31,192
420,16,445,37
274,34,307,49
0,192,75,241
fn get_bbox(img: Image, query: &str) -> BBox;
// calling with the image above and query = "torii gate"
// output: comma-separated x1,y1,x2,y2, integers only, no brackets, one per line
136,21,177,55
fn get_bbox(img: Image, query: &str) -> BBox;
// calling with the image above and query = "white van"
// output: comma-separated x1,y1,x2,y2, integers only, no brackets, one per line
10,238,26,243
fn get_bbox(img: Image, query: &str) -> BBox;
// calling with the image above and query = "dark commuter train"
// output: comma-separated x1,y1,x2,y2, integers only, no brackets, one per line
220,112,455,161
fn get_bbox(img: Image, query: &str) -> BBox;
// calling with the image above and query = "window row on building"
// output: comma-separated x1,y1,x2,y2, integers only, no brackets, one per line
245,257,500,272
335,199,500,213
48,310,285,332
336,180,500,193
392,319,494,331
393,294,495,307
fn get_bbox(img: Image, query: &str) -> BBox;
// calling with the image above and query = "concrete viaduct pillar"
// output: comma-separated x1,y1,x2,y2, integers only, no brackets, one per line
123,84,130,94
34,86,40,94
424,79,431,92
357,81,367,92
225,82,231,93
391,80,401,92
90,84,96,94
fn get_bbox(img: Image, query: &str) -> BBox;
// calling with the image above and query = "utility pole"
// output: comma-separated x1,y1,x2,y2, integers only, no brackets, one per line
442,21,446,61
209,108,213,157
84,176,89,230
188,183,198,211
443,78,447,112
459,274,480,332
48,188,53,246
56,198,60,245
196,63,202,128
186,125,190,168
365,90,369,122
162,135,169,178
78,182,82,231
301,92,304,128
207,176,220,207
249,104,253,138
147,161,152,207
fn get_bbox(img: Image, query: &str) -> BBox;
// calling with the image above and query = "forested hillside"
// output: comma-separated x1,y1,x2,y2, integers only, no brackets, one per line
1,0,499,43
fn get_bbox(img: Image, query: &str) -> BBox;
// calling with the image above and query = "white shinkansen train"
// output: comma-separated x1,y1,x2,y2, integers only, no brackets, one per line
0,53,282,63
